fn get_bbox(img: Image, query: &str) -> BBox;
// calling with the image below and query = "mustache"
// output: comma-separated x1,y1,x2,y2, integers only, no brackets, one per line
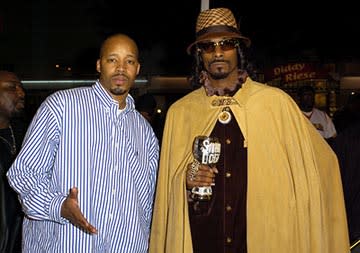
208,59,229,66
112,73,129,79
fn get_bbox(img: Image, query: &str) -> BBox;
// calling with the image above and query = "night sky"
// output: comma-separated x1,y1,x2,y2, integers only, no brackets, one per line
1,0,359,79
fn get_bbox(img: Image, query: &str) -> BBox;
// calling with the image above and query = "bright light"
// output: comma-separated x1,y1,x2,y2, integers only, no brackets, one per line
156,109,162,114
55,64,60,68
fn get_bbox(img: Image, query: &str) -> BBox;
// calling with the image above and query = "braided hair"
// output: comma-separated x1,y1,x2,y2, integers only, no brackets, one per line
189,39,256,88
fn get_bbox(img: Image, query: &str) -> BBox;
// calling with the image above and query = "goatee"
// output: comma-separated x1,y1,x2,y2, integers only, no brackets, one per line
110,87,127,96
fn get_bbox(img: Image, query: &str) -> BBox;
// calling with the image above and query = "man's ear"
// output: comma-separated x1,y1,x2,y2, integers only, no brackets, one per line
96,59,101,73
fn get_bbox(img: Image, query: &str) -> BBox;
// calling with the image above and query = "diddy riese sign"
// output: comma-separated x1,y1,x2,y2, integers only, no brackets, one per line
264,63,329,84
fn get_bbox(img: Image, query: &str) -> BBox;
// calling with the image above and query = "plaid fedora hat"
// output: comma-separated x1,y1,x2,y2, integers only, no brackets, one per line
187,8,251,54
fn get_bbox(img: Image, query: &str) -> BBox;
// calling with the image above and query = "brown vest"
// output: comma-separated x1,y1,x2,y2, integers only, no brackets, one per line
189,109,248,253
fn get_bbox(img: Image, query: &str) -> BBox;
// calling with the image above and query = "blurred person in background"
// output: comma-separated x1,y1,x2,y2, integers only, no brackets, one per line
332,95,360,250
298,85,337,141
0,70,26,253
332,119,360,249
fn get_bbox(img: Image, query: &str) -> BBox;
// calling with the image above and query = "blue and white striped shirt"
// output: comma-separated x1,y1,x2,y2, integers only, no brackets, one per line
7,81,159,252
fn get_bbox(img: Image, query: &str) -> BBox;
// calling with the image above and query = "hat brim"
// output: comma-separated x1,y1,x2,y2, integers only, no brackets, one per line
186,32,251,55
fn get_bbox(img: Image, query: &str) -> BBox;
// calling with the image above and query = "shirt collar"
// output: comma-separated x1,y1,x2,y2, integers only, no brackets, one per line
93,80,135,112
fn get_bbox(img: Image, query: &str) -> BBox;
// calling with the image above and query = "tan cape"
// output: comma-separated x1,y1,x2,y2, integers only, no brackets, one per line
149,77,349,253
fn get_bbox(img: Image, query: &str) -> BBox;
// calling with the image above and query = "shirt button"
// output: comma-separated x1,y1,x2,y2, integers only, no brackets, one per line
112,189,116,194
226,205,232,212
226,237,232,244
225,138,231,144
225,172,231,178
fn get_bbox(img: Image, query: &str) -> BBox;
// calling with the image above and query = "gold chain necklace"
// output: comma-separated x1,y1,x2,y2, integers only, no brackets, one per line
0,125,16,155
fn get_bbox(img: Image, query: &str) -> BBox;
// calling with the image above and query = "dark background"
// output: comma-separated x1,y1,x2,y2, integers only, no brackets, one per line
1,0,359,79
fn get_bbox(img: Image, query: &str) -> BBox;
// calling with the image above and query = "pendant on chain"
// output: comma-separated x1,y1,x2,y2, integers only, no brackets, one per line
218,107,232,124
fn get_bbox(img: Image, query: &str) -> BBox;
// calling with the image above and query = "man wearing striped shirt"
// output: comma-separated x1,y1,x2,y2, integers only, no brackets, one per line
7,33,159,252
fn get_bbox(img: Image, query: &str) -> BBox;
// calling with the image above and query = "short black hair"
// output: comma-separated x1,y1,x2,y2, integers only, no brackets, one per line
297,85,315,96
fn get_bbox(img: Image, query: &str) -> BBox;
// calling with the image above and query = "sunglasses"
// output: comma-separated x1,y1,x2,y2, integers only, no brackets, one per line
197,39,239,53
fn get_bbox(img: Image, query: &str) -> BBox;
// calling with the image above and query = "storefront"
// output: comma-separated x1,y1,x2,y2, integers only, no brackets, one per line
264,62,339,116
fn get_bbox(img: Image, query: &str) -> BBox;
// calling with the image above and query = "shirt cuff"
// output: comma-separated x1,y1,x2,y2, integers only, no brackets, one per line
49,193,68,224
